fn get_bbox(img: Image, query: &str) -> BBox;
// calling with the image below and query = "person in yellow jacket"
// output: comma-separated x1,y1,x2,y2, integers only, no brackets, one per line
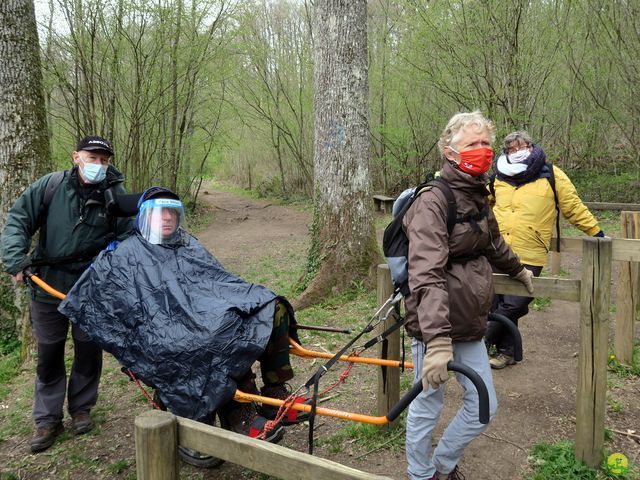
486,130,604,369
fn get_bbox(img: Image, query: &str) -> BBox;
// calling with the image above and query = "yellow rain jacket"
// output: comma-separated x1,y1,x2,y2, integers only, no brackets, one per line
491,165,601,266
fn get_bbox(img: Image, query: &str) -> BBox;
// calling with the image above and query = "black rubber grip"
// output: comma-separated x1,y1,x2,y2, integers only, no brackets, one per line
386,361,490,424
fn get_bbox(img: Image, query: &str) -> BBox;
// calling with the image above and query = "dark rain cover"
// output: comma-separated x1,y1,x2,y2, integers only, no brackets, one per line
58,232,276,420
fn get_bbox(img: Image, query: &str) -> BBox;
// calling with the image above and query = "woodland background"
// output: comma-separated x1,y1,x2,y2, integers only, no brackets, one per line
34,0,640,203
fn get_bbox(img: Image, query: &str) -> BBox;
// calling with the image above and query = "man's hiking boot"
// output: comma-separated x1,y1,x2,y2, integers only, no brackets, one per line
224,401,284,443
489,353,516,370
30,422,64,453
258,383,310,425
71,412,95,435
429,465,465,480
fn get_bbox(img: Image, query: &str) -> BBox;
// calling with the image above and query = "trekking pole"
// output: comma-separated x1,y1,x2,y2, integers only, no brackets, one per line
386,361,490,424
292,324,352,334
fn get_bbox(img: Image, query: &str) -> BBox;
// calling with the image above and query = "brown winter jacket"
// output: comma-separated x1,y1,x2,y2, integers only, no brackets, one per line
402,162,524,344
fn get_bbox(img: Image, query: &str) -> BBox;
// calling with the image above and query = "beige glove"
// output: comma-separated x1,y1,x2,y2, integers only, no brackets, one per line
513,267,534,295
422,337,453,390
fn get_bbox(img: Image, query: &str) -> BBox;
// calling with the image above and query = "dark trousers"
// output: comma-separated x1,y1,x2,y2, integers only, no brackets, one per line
237,299,294,392
486,265,542,357
30,300,103,427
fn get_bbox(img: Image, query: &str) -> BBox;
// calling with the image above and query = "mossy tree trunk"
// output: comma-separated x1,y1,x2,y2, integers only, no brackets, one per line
0,0,50,359
295,0,380,310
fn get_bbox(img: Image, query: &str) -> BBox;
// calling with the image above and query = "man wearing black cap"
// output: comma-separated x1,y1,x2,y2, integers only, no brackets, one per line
0,135,134,453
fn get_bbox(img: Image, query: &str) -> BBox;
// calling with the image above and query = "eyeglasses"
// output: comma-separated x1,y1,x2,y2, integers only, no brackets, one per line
505,144,530,154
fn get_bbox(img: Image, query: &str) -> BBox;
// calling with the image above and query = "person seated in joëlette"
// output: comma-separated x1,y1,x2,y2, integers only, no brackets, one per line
58,186,308,443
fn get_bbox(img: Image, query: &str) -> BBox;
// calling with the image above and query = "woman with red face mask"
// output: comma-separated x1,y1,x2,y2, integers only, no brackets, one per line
402,111,534,480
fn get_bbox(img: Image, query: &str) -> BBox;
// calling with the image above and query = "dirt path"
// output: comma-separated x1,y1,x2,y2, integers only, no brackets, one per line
195,189,310,276
0,187,638,480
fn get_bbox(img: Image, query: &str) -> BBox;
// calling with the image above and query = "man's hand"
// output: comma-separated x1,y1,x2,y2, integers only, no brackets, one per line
513,267,534,295
422,337,453,390
13,272,24,283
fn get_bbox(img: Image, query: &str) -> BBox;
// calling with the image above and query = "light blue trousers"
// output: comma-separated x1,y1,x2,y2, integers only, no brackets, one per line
406,338,498,479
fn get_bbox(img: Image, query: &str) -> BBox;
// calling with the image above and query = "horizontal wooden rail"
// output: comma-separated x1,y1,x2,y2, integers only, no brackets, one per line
176,415,393,480
549,237,640,262
493,274,581,301
374,199,639,212
584,202,640,211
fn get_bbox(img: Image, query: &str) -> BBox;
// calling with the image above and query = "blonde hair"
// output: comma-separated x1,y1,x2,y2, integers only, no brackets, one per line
437,111,496,157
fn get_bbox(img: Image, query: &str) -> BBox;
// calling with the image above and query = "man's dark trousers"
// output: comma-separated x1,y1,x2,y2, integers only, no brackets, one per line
30,300,102,427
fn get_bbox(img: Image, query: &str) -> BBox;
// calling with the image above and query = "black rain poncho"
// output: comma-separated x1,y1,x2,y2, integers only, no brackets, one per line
58,231,276,420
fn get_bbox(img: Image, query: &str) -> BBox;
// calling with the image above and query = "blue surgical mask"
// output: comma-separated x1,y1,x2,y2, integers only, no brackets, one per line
80,161,107,184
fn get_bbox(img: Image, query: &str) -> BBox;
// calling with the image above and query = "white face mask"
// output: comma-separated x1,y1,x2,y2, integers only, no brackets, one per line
507,149,530,164
80,161,107,184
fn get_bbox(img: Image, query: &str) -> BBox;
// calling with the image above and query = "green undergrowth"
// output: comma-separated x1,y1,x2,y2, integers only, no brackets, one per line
527,441,639,480
0,349,21,401
531,296,552,312
294,283,379,352
607,342,640,378
185,198,215,234
210,179,312,209
559,209,621,239
317,411,407,455
569,167,640,205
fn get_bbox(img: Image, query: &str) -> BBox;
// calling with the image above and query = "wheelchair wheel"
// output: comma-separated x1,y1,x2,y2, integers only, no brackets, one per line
153,390,228,469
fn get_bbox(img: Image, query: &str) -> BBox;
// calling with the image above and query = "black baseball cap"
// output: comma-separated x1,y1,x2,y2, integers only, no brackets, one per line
76,135,114,156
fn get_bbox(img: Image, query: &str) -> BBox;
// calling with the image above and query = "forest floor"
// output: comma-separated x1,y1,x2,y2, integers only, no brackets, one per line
0,184,639,480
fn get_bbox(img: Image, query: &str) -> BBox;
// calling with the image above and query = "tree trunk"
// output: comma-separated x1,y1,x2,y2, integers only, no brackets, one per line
295,0,380,310
0,0,50,359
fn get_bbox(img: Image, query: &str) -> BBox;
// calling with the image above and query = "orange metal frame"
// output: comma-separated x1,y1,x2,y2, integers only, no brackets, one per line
28,273,409,424
231,338,415,425
288,337,413,369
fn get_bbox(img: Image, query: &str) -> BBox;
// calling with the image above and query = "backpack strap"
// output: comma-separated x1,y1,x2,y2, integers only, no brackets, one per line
426,177,457,235
37,171,66,227
547,163,561,252
488,172,496,198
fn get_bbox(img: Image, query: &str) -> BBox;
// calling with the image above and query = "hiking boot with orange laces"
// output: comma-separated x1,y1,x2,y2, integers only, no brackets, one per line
429,465,465,480
258,383,310,425
30,422,64,453
224,401,284,443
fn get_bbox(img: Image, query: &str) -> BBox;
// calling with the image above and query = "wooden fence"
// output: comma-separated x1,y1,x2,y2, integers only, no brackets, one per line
548,211,640,363
135,410,393,480
376,234,640,469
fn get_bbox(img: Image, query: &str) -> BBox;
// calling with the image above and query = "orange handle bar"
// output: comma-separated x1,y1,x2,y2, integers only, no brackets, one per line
28,274,66,300
289,337,414,369
234,389,390,425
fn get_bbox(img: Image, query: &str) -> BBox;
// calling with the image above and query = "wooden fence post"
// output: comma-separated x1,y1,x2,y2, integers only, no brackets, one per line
549,236,561,275
376,264,400,428
615,212,639,364
135,410,179,480
575,237,611,468
550,251,561,275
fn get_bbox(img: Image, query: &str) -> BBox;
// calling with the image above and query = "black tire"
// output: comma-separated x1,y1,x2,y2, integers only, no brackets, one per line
153,390,228,469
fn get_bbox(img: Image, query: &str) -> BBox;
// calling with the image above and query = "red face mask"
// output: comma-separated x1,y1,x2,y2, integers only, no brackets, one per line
451,146,494,176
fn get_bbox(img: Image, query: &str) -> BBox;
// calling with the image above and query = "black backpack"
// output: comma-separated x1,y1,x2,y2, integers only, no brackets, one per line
382,177,456,296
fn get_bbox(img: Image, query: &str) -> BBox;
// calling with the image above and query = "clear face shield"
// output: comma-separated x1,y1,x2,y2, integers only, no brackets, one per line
137,198,185,245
